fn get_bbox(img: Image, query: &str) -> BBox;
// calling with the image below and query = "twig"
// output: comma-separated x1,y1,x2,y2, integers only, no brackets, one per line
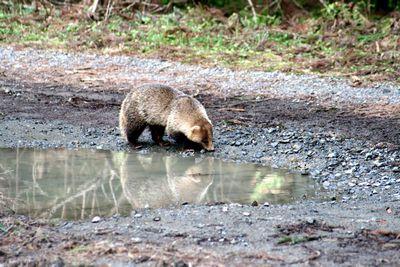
104,0,113,21
375,41,380,53
218,107,246,112
88,0,99,17
247,0,257,24
224,119,248,125
241,252,285,262
42,178,102,218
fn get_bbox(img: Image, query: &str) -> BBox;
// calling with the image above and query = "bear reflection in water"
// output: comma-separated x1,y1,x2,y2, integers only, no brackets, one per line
120,153,214,208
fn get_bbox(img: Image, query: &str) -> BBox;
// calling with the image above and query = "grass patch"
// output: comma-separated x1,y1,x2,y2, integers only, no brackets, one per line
0,3,399,82
277,235,321,245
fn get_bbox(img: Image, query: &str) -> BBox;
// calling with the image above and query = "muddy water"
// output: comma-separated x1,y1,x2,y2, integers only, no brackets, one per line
0,148,320,220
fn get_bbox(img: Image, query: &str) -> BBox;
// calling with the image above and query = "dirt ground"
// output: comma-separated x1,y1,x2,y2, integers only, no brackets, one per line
0,46,400,266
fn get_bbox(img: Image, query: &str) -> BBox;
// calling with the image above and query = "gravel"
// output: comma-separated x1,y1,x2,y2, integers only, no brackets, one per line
1,47,400,105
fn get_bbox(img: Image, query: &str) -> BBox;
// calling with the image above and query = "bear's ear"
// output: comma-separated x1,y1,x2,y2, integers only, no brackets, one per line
190,125,201,134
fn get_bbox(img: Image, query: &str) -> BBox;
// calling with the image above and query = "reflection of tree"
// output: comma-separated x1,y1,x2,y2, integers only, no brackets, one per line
0,148,127,220
204,162,316,205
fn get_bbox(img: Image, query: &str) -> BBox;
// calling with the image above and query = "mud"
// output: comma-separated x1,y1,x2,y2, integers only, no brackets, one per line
0,46,400,266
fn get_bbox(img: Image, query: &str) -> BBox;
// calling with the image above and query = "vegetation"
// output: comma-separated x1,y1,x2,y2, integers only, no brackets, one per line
0,0,399,82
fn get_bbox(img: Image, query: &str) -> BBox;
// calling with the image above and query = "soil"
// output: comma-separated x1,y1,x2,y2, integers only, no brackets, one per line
0,46,400,266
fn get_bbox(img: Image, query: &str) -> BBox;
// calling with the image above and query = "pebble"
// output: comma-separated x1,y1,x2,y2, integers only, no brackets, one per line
327,152,337,158
91,216,101,223
255,152,263,159
153,217,161,222
131,237,142,243
300,169,310,175
242,212,251,217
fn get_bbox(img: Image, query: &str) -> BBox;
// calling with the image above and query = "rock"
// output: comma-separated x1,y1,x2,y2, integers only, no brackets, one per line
306,218,316,224
255,152,263,159
242,212,251,217
300,169,309,175
292,144,302,153
322,181,330,189
345,168,354,174
271,142,279,147
153,217,161,222
91,216,101,223
131,237,142,244
133,213,142,218
372,182,381,187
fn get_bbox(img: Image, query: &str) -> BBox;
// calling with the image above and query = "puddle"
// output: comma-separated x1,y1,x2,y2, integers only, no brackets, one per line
0,148,321,220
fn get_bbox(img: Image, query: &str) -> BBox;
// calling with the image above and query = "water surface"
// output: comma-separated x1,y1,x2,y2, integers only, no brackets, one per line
0,148,320,220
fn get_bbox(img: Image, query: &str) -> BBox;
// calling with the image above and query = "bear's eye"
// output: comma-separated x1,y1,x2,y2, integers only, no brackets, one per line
202,137,208,143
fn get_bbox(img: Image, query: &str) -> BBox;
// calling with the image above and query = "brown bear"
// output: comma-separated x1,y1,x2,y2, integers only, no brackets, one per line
119,84,214,151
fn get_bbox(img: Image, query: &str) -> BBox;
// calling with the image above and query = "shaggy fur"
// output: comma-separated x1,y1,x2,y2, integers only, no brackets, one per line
119,84,214,151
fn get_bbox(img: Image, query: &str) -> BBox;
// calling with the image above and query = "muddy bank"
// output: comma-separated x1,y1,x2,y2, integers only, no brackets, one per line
0,46,400,266
2,201,400,266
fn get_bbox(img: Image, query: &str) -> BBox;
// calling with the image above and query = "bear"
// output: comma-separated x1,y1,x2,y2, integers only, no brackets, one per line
119,84,214,151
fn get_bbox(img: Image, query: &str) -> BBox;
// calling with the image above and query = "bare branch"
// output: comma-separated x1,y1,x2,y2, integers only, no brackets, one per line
247,0,257,23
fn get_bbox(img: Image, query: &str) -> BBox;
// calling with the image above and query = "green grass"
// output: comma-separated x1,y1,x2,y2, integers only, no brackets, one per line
357,32,385,44
0,4,399,82
277,235,320,245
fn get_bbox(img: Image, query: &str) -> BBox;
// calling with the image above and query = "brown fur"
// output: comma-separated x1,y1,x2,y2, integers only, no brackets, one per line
119,84,214,151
